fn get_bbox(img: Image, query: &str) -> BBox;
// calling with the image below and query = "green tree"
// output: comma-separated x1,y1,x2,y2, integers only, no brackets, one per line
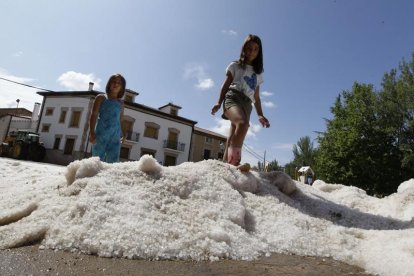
293,136,316,167
316,53,414,195
256,159,282,171
266,159,282,171
284,136,318,180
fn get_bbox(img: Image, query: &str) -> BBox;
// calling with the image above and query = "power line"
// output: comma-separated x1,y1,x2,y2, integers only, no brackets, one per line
0,76,55,92
242,143,264,162
243,143,263,160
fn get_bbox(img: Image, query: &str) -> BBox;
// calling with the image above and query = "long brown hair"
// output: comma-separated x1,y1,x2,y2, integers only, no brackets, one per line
105,74,126,99
238,34,264,74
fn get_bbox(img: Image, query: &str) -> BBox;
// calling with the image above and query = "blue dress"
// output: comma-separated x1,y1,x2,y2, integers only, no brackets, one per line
92,97,122,163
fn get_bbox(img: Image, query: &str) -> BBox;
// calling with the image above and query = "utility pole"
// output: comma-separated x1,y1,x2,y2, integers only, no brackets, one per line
263,150,266,171
16,99,20,115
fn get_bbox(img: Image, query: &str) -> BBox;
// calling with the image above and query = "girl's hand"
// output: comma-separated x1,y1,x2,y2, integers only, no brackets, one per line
211,104,221,115
259,115,270,128
89,132,96,144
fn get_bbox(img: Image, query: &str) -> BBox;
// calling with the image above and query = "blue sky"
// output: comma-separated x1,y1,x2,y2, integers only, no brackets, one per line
1,0,414,165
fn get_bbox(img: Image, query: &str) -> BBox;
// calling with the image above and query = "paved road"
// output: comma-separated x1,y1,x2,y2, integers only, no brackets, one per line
0,245,371,275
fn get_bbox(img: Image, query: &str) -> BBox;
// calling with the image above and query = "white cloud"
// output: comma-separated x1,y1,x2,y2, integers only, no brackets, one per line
196,78,214,90
263,101,275,108
12,51,23,57
209,118,262,139
0,68,42,111
272,143,294,150
57,71,101,91
221,29,238,37
183,64,214,90
261,91,273,97
209,118,231,136
247,123,262,138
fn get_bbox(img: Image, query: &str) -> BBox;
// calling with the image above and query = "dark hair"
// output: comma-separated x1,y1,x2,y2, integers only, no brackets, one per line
105,73,126,99
238,34,264,74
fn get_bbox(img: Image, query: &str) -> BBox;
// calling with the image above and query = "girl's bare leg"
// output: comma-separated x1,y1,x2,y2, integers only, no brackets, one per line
223,123,235,162
224,106,249,165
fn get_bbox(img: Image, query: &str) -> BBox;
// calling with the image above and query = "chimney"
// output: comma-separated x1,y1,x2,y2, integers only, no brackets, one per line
88,82,94,91
32,102,41,121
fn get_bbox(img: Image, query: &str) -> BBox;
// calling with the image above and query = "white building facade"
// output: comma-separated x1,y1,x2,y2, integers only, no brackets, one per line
36,90,196,165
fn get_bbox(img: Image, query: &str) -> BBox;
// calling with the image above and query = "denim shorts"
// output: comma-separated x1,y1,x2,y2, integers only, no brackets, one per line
221,89,252,121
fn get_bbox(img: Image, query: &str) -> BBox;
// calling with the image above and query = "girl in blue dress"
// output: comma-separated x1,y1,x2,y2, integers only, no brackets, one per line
89,74,126,163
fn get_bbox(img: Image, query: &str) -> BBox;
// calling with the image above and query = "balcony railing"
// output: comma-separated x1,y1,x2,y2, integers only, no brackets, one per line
125,131,140,142
163,140,185,152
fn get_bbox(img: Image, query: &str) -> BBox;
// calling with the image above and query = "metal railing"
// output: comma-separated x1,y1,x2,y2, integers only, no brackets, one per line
163,140,185,151
125,131,140,142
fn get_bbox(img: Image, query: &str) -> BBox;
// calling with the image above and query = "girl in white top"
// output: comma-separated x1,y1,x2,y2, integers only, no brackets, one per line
211,34,270,167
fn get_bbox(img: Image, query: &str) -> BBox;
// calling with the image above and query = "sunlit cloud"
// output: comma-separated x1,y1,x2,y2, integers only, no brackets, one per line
221,29,238,37
0,68,42,110
209,118,263,140
261,91,273,97
272,143,294,150
57,71,101,91
209,118,231,136
183,63,214,90
12,51,23,57
263,101,275,108
196,78,214,90
248,123,262,138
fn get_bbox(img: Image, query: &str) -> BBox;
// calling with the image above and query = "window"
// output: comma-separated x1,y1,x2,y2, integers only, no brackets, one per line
170,109,177,116
168,131,178,143
59,110,67,123
41,124,50,132
120,147,130,159
141,148,156,157
123,120,134,140
205,137,213,143
164,155,176,166
64,138,75,155
204,149,211,160
69,111,81,128
45,108,54,116
124,95,133,102
144,122,160,139
53,137,61,150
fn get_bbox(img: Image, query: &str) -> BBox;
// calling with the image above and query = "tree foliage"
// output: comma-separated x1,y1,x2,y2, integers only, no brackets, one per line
315,53,414,195
256,159,282,172
285,136,317,180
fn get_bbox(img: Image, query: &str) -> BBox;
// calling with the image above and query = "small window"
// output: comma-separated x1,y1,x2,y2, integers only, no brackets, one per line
120,147,130,159
64,138,75,155
144,122,160,139
69,111,81,128
205,137,213,143
59,110,67,123
164,155,176,166
53,137,61,150
45,108,54,116
141,148,156,157
41,124,50,132
170,109,177,116
124,95,133,102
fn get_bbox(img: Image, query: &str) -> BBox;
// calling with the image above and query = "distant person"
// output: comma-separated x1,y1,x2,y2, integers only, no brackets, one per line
211,34,270,170
89,74,126,163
